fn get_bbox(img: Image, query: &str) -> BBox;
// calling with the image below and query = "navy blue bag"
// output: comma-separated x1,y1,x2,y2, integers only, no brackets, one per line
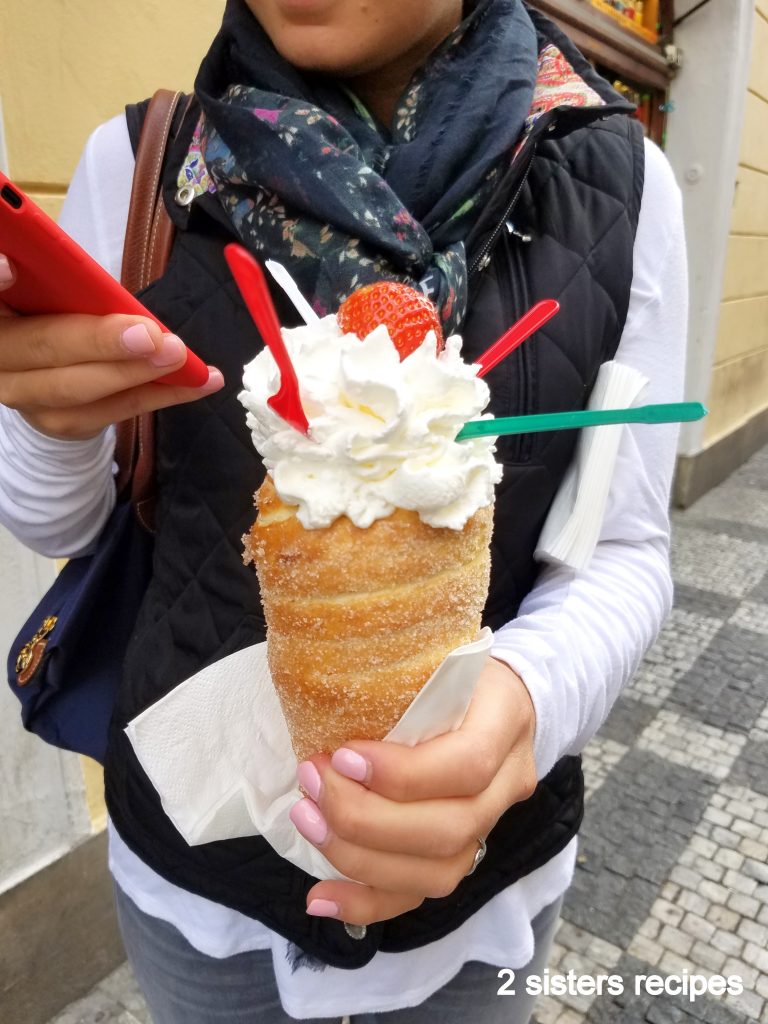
8,500,153,764
5,89,183,763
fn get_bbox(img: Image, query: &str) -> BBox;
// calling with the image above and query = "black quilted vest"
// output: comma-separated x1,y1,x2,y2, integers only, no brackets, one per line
105,13,645,969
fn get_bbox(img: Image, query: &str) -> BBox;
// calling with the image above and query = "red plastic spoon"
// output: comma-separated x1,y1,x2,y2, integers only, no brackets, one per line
475,299,560,378
224,244,310,436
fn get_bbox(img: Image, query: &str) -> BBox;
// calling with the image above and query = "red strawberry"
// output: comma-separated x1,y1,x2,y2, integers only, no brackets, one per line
337,282,444,360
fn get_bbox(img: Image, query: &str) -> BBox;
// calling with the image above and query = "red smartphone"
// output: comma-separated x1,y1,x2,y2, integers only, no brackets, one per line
0,172,209,388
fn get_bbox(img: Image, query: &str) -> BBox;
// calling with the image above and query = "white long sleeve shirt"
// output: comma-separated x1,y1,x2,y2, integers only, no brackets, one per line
0,115,687,1019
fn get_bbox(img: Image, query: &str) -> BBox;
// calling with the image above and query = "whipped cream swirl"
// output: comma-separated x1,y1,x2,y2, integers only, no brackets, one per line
239,317,502,530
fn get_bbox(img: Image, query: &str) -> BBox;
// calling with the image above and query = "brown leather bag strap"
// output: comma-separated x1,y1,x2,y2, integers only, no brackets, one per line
115,89,187,520
120,88,183,294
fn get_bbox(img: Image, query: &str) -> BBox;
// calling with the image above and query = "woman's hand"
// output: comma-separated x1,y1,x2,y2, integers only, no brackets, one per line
0,255,224,440
290,657,538,927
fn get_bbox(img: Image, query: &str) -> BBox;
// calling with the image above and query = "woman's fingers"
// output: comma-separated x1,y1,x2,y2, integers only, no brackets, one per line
306,880,424,927
297,743,528,863
0,254,16,295
21,370,224,441
0,311,171,371
291,796,478,898
299,758,483,859
0,259,224,438
0,339,191,410
328,658,537,804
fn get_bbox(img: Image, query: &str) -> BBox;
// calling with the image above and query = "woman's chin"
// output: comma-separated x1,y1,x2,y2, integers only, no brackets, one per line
271,30,378,77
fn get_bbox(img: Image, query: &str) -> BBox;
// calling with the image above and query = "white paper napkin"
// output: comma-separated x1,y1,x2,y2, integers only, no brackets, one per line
125,628,493,881
535,361,648,570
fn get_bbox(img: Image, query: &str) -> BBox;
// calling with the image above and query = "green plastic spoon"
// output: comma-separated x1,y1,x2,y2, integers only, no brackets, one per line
456,401,707,441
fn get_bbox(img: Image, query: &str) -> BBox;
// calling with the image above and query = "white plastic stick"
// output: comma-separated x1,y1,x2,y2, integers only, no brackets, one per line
265,260,320,325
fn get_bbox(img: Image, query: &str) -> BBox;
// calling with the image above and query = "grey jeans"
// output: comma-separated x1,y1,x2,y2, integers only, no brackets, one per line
115,881,563,1024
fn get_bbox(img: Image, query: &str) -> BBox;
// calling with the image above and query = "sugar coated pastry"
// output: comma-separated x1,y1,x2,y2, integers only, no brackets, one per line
240,284,501,760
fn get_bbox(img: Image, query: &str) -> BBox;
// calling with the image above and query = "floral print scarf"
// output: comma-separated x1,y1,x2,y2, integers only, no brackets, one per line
192,0,538,332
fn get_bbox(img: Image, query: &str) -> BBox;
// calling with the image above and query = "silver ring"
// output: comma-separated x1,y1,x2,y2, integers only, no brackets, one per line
344,922,367,940
466,837,487,876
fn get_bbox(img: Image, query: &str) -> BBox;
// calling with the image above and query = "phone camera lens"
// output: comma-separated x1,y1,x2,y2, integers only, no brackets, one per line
1,185,23,210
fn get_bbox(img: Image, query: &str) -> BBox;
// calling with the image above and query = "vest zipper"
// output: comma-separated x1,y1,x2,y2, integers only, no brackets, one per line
495,228,534,463
468,140,538,280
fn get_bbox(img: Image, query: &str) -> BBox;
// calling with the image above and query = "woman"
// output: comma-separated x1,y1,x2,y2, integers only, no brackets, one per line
0,0,686,1020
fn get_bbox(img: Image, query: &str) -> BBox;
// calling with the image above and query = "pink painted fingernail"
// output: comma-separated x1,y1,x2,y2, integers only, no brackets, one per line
332,748,370,783
120,324,155,355
307,899,340,919
149,334,186,367
297,761,322,802
0,254,13,285
199,368,225,394
290,798,329,846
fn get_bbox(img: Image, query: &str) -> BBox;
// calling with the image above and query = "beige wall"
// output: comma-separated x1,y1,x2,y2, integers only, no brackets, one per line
706,0,768,445
0,0,225,217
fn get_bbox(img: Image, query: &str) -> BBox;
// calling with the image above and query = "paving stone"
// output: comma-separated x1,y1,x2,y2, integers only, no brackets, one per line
636,710,745,781
722,958,759,989
729,600,768,636
564,750,715,947
688,834,718,858
94,965,150,1024
748,565,768,605
586,936,623,970
722,867,758,895
668,625,768,734
658,925,694,957
684,484,768,532
627,934,663,966
728,446,768,490
671,583,739,622
597,694,658,746
709,930,744,957
705,904,740,931
741,837,768,861
670,527,767,599
582,735,629,801
737,918,768,946
583,948,748,1024
743,942,768,973
689,940,727,973
703,806,734,828
48,994,129,1024
749,701,768,743
698,879,730,904
627,607,724,707
556,1011,585,1024
658,950,698,976
638,917,661,940
723,987,765,1021
680,515,768,547
679,912,715,942
729,740,768,799
726,891,760,917
659,882,680,903
531,999,561,1024
650,898,684,928
713,847,744,870
676,890,710,917
732,819,761,839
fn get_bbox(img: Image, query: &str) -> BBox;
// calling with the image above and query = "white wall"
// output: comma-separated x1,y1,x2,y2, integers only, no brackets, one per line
0,528,91,894
665,0,755,456
0,95,92,895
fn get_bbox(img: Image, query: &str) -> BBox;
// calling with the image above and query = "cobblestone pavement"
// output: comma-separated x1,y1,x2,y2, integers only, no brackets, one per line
50,446,768,1024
